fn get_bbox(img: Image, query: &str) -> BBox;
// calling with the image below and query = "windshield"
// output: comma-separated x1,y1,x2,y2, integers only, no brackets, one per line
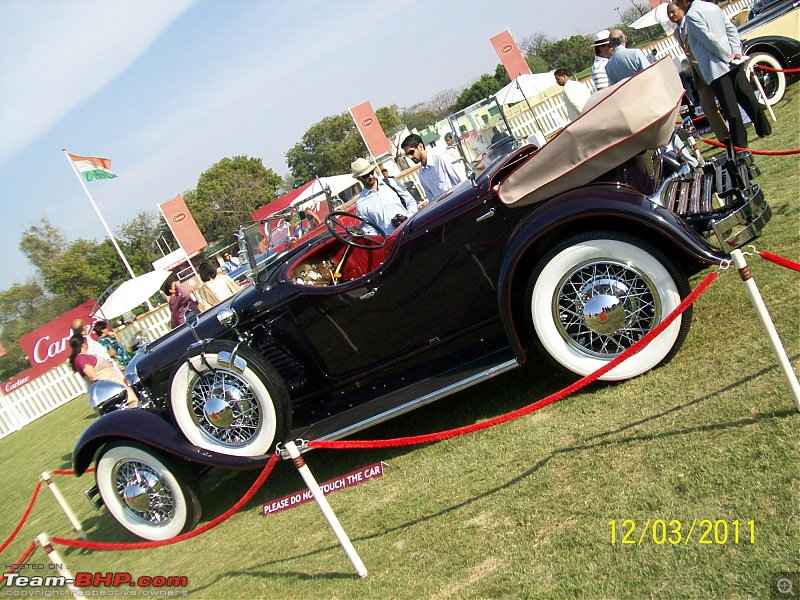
447,96,517,181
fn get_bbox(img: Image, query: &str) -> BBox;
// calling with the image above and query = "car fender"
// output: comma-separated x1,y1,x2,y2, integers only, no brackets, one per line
72,409,276,476
743,36,800,67
495,186,725,362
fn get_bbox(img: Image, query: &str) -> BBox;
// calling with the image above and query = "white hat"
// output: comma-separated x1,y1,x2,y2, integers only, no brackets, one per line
592,29,611,46
350,157,375,178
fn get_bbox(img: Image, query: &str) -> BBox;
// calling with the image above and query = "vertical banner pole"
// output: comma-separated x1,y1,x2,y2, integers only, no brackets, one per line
284,441,368,578
730,248,800,410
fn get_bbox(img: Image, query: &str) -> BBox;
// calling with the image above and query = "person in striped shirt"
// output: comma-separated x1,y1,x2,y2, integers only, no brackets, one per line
591,29,612,91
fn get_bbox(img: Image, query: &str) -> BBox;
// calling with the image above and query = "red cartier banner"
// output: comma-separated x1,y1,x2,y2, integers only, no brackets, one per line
490,29,531,80
262,461,384,516
5,300,96,394
349,101,392,158
158,195,207,255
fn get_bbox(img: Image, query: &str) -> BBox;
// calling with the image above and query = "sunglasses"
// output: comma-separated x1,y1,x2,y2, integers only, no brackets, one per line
405,148,417,157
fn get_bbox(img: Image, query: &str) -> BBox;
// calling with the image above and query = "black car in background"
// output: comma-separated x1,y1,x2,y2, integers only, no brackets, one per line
740,0,800,104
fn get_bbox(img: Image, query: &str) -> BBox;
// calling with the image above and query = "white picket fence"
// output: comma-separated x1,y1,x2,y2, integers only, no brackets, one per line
0,363,87,439
0,305,172,440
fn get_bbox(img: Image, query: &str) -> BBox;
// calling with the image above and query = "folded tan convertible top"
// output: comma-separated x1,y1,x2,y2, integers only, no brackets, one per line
497,59,684,207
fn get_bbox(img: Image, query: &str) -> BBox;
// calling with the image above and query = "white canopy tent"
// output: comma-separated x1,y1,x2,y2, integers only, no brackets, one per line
493,72,558,106
93,269,172,320
630,3,677,35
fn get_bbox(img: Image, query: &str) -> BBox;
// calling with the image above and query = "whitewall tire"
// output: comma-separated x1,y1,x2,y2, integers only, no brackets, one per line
95,442,201,541
746,52,786,106
169,341,290,457
527,233,692,381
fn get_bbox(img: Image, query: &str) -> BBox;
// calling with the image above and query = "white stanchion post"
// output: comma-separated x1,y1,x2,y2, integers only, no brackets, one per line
730,248,800,410
283,441,368,578
749,67,777,122
36,533,79,594
40,471,87,540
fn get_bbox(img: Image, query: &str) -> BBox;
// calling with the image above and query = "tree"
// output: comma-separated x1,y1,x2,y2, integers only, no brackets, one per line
453,71,509,112
539,34,595,74
19,217,124,302
116,210,170,276
19,218,66,284
0,281,70,380
285,113,367,181
46,238,126,306
183,155,283,241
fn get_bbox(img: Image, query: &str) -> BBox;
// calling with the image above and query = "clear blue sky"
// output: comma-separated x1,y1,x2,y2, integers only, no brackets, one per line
0,0,626,292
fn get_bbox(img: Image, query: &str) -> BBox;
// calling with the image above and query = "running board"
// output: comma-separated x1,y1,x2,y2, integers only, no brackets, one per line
294,351,519,444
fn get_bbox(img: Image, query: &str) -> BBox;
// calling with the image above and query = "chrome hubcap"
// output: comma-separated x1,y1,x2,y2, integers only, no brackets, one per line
553,259,660,358
113,460,174,525
189,369,262,449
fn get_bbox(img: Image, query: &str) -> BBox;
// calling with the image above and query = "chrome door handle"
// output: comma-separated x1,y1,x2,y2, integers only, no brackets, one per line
476,207,495,222
359,288,378,300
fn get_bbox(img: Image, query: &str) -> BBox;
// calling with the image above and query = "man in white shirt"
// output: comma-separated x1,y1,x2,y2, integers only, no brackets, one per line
351,158,418,236
554,68,592,121
400,134,466,201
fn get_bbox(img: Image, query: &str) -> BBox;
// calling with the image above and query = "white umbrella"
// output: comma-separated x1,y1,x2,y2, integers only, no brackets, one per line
95,269,172,320
630,3,677,34
494,73,558,106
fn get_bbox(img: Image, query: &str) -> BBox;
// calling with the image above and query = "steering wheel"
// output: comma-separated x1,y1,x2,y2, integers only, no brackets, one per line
324,211,387,250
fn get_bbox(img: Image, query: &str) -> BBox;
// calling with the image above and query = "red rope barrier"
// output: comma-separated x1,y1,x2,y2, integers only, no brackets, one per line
759,250,800,272
755,64,800,74
0,481,42,555
49,452,279,551
51,468,94,476
311,271,718,450
0,541,37,586
701,138,800,155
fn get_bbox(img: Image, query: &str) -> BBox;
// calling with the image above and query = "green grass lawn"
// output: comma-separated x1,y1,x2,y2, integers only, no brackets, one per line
1,87,798,599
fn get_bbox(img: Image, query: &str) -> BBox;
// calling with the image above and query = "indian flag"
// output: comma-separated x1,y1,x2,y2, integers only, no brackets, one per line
67,153,117,182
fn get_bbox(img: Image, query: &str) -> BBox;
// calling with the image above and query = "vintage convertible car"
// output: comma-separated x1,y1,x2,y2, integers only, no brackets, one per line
740,0,800,105
73,61,771,540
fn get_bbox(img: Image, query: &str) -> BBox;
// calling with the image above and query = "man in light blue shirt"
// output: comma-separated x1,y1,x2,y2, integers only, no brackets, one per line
351,158,417,236
401,133,465,201
605,29,650,85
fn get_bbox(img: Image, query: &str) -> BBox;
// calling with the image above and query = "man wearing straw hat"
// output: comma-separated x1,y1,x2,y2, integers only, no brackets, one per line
590,29,612,91
351,158,417,236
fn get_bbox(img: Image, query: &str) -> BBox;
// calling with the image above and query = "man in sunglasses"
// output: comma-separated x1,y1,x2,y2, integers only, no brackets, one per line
351,158,417,236
401,133,465,202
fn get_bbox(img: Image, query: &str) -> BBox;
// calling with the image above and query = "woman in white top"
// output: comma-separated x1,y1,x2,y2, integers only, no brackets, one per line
196,261,241,309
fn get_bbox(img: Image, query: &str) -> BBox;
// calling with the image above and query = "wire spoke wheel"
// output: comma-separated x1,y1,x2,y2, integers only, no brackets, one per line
189,369,262,449
555,259,659,358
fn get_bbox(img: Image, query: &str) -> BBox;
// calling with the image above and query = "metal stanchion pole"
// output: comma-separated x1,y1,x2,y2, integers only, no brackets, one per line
41,471,87,540
730,248,800,410
283,441,368,578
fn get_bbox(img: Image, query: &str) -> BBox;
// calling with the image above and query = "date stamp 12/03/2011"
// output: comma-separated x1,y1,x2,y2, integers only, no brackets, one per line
608,519,755,546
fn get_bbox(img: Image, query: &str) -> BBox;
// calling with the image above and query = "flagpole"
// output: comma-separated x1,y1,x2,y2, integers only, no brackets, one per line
62,148,137,280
